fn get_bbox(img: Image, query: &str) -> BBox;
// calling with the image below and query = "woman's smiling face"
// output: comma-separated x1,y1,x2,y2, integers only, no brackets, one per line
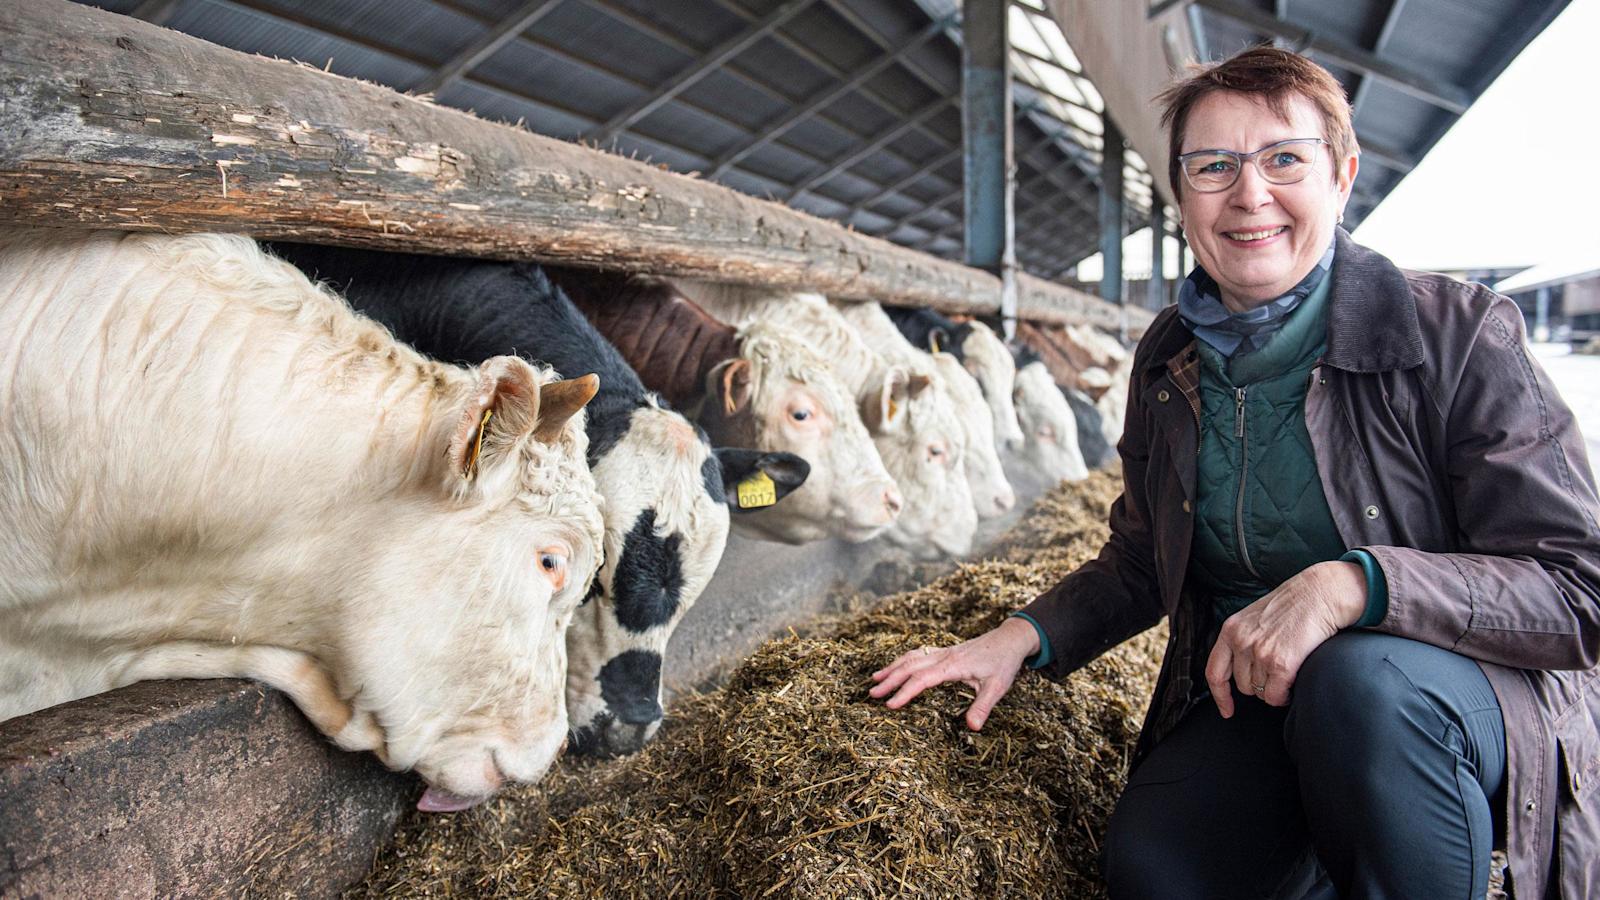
1178,90,1358,312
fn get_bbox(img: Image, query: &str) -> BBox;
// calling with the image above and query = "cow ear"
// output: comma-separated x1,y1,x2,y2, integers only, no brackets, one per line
714,449,811,512
709,358,753,415
906,373,933,398
533,373,599,444
448,355,542,485
861,366,909,433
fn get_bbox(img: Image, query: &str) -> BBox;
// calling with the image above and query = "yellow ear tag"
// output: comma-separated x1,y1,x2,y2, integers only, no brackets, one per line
887,397,900,421
736,471,778,509
929,332,942,354
464,408,493,481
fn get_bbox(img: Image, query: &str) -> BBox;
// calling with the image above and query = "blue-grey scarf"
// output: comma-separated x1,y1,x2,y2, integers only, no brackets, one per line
1178,241,1335,357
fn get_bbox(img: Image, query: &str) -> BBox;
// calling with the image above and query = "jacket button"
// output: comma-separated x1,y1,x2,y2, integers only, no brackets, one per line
1182,500,1192,513
1157,390,1170,403
1525,799,1538,814
1364,505,1380,519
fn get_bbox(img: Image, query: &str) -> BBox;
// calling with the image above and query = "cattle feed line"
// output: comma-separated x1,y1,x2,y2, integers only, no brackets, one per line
0,0,1150,337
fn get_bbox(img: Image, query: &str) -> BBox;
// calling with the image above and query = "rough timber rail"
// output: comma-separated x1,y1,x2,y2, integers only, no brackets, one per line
0,0,1151,336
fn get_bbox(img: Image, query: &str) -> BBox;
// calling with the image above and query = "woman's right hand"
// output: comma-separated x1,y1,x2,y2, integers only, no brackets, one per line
868,616,1041,731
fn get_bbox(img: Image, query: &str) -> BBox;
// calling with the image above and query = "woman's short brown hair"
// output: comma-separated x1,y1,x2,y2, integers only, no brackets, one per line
1156,45,1358,198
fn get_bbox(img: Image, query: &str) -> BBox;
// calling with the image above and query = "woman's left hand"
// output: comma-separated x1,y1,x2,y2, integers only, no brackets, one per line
1204,560,1368,717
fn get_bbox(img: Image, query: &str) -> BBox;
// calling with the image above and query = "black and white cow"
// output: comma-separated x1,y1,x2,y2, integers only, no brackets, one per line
273,244,807,757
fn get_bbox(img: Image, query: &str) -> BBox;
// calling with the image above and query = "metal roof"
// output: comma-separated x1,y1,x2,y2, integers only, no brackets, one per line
1178,0,1572,229
74,0,1567,283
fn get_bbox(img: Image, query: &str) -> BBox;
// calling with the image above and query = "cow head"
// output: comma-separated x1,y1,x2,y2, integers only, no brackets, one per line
699,322,901,544
863,366,978,559
957,321,1026,453
1011,360,1090,484
340,358,605,812
930,352,1015,518
564,401,808,757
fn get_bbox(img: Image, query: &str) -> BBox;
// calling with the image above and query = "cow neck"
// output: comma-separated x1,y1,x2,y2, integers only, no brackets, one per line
569,277,739,411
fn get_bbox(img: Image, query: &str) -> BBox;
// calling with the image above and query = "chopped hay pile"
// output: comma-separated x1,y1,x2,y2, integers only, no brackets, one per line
353,469,1165,898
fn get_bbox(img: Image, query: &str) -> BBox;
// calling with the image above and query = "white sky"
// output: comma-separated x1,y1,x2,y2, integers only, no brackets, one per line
1077,0,1600,282
1352,0,1600,271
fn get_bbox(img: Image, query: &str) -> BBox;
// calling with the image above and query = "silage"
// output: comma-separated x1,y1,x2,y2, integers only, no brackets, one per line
353,469,1165,899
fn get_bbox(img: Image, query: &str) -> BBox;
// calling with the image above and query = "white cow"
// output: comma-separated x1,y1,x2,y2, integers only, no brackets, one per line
678,283,977,559
955,320,1027,452
0,229,604,813
833,300,1015,519
1010,360,1090,484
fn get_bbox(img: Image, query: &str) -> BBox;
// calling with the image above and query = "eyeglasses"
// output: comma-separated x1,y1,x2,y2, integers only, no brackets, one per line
1177,138,1330,193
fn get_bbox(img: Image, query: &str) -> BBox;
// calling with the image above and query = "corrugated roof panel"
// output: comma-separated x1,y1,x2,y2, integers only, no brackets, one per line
523,2,691,86
603,132,710,175
674,71,787,132
441,81,591,140
263,0,473,68
630,102,750,162
170,0,430,88
592,0,748,50
473,38,640,126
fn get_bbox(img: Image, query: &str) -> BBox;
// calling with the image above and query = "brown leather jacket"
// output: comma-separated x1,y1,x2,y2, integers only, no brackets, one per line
1022,231,1600,898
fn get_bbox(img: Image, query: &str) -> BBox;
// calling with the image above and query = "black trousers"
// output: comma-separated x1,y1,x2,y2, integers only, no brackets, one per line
1103,631,1507,900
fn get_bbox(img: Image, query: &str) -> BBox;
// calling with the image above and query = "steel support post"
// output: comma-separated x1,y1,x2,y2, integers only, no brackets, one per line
1100,111,1126,336
962,0,1017,338
1148,203,1167,311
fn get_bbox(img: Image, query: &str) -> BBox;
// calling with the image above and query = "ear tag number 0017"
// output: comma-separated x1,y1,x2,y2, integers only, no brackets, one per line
736,471,778,509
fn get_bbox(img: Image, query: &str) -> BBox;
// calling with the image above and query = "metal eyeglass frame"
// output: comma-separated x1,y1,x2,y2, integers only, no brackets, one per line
1176,138,1331,193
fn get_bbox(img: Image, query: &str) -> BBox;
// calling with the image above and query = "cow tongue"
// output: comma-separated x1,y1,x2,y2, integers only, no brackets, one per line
417,786,483,812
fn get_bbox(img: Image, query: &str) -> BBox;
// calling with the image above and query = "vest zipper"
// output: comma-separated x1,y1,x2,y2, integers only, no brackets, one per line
1234,386,1261,580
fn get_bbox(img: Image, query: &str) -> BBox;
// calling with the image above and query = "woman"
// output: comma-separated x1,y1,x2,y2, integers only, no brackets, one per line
870,46,1600,899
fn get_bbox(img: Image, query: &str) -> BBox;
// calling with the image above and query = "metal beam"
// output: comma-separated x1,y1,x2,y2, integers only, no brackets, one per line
1193,0,1472,114
1148,203,1167,310
1099,112,1126,314
707,18,948,179
411,0,564,96
787,97,956,203
586,0,815,145
963,0,1018,334
1357,137,1417,174
1350,0,1410,120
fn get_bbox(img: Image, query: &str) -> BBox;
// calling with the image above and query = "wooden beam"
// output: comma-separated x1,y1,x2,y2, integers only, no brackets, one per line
0,0,1152,335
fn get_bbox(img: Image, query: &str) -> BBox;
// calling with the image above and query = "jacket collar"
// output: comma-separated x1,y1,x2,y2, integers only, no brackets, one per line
1323,228,1424,372
1147,229,1424,375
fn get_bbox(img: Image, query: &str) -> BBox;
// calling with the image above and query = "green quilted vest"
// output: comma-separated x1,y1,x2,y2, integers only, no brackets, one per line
1189,273,1347,624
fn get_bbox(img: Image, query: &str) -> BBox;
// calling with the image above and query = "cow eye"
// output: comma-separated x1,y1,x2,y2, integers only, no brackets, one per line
537,547,569,591
1038,425,1055,442
791,408,811,422
928,442,946,459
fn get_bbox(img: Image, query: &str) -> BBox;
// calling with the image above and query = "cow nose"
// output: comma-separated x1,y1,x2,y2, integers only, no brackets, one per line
995,491,1016,514
883,486,904,518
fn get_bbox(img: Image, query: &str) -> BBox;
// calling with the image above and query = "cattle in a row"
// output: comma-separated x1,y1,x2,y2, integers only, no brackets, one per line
556,272,903,547
0,229,605,811
673,283,980,559
0,225,1130,803
270,245,809,758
